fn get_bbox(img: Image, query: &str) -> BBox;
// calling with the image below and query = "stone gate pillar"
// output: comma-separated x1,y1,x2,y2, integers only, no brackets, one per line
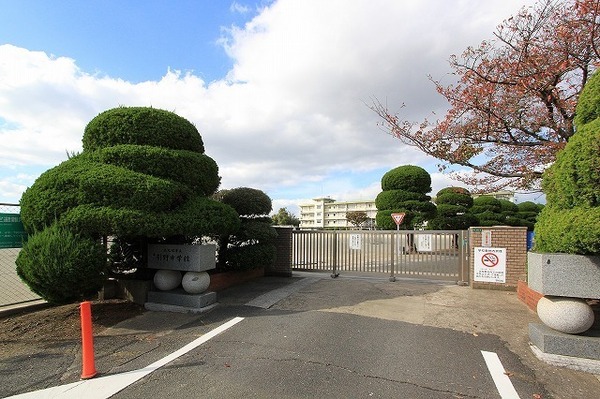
268,227,293,277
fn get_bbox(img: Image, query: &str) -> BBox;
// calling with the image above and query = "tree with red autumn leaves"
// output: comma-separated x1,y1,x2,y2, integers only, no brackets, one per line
372,0,600,192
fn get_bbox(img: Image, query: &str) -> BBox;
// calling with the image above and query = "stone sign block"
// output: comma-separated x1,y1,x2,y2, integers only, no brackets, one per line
528,252,600,298
147,244,216,272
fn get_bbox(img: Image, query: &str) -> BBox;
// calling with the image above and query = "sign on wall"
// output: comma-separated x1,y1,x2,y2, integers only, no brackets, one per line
0,213,28,249
473,247,506,283
481,230,492,247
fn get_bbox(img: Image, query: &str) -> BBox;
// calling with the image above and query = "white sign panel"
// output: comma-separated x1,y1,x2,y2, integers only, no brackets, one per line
481,230,492,247
473,247,506,283
416,234,433,252
349,234,362,250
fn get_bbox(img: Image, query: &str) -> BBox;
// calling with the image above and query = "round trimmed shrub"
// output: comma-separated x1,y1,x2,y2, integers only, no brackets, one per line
218,187,273,216
470,196,502,213
88,145,220,195
83,107,204,152
428,187,476,230
15,224,106,304
215,188,276,271
429,214,478,230
436,204,467,218
518,201,543,213
381,165,431,193
60,196,240,238
376,165,435,229
375,190,429,210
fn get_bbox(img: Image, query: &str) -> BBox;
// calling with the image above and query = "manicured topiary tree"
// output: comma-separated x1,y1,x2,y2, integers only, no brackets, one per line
534,70,600,254
469,196,505,226
429,187,477,230
375,165,436,230
513,201,544,231
18,107,240,302
216,187,277,271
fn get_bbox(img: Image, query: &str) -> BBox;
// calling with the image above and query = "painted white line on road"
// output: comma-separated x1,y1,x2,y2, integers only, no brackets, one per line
7,316,245,399
481,350,521,399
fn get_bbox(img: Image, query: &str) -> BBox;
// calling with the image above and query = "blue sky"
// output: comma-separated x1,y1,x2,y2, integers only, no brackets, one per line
1,1,252,82
0,0,543,215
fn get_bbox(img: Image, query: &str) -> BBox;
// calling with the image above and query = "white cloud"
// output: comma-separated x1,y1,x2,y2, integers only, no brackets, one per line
230,2,251,14
0,0,537,205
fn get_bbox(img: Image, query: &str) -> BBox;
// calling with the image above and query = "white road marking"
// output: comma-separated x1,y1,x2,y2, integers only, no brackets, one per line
481,350,521,399
7,317,245,399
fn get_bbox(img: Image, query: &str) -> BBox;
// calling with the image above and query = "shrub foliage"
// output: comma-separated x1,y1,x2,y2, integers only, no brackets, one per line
16,224,106,304
375,165,435,229
216,188,277,271
534,70,600,254
18,107,240,302
429,187,477,230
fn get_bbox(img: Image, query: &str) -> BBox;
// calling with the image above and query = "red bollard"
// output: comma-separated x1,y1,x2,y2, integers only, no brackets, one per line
80,301,97,379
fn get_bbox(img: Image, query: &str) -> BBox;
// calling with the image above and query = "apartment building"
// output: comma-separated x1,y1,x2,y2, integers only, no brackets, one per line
298,197,377,230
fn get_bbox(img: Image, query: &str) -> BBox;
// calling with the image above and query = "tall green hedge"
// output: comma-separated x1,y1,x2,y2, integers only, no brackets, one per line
534,71,600,254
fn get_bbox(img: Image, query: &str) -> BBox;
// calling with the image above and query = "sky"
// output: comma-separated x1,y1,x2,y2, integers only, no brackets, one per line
0,0,545,216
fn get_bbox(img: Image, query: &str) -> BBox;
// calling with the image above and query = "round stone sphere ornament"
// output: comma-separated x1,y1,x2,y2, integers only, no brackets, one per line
537,296,595,334
153,269,182,291
182,271,210,294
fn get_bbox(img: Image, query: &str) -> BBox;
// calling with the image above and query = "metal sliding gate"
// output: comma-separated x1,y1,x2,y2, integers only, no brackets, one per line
292,230,469,283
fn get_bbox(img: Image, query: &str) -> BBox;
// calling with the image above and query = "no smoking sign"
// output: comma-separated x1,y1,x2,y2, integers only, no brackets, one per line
481,252,499,267
474,247,506,283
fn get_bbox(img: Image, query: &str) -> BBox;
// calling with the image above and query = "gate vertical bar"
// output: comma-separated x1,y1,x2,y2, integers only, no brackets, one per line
389,230,396,282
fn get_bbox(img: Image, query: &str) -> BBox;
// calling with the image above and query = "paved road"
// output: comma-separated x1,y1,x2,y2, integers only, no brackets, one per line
5,274,600,398
111,306,543,398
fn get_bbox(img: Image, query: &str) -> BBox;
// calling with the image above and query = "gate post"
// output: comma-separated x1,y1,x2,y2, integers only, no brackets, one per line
331,230,339,278
458,230,469,285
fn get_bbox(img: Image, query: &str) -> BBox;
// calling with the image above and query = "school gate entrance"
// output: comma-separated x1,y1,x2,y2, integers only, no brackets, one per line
291,230,469,283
